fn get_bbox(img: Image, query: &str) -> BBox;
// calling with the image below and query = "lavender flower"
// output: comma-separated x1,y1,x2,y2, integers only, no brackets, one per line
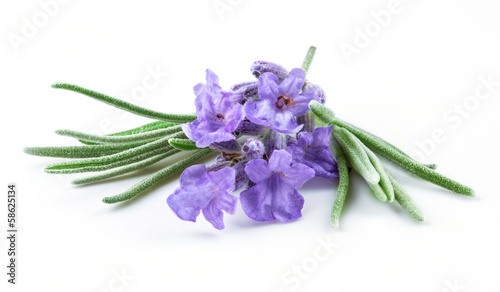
240,150,315,223
167,165,237,230
244,68,317,134
182,69,245,148
287,125,339,179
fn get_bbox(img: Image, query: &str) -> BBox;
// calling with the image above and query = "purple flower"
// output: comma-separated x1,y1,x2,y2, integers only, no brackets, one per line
240,150,315,223
244,68,317,134
182,69,245,148
287,126,339,179
167,165,237,230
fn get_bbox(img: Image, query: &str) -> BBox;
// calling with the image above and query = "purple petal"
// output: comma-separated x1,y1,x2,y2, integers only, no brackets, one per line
224,103,245,132
240,176,305,223
208,166,236,193
244,159,271,184
283,163,315,189
244,99,275,127
202,192,237,230
312,125,334,146
195,128,235,148
258,73,280,102
167,188,203,222
267,110,303,134
268,149,293,171
240,184,275,222
279,68,305,96
289,91,316,116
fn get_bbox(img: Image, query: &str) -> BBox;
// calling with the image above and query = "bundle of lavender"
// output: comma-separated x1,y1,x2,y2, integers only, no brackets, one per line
25,47,474,230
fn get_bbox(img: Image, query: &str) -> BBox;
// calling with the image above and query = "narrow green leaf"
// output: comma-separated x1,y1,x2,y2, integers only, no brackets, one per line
309,100,335,124
23,141,147,158
56,125,182,144
333,127,385,202
45,146,173,174
102,148,212,204
45,132,184,170
330,137,350,228
388,173,425,222
333,127,380,184
168,138,199,151
72,149,181,185
78,121,180,145
335,118,436,169
361,143,395,202
331,119,475,196
52,83,197,123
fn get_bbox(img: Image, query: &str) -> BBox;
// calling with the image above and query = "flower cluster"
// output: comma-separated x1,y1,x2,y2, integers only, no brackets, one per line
168,62,338,229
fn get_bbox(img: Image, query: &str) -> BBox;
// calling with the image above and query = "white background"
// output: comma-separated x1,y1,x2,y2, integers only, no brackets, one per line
1,0,500,291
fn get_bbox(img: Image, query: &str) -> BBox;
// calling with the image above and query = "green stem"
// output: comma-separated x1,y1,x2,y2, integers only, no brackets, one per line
52,83,197,123
301,46,317,75
330,138,350,228
102,148,212,204
72,149,181,185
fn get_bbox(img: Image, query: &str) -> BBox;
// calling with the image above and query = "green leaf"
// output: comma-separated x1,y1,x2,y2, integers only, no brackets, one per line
309,100,335,125
45,146,173,174
72,149,181,185
331,119,474,196
330,137,350,228
388,173,425,222
23,141,147,158
52,83,197,123
168,138,199,151
56,125,182,144
360,143,395,202
44,132,184,171
333,127,381,187
102,148,212,204
335,118,436,169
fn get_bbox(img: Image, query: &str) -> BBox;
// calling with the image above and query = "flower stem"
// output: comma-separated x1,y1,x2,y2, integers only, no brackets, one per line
52,83,197,123
330,137,350,228
72,149,181,185
301,46,317,75
102,148,212,204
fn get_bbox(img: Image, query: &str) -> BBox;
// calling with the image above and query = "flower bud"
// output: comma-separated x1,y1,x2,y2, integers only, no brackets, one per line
242,138,265,160
251,61,288,81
